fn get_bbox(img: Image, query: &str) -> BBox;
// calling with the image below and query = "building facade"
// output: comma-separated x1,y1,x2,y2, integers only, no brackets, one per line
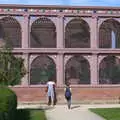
1,4,120,103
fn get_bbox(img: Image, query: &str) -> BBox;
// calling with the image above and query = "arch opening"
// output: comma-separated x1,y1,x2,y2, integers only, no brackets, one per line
30,55,56,84
99,55,120,84
30,17,56,48
0,17,21,48
65,19,90,48
99,19,120,48
65,55,90,84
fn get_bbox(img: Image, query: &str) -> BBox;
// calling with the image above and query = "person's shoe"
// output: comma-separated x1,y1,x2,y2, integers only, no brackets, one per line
53,102,56,106
48,102,51,106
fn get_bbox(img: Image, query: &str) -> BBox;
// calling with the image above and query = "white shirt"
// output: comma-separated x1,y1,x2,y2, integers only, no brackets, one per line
47,81,55,97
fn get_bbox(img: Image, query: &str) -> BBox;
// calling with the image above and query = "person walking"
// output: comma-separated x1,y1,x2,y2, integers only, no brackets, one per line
64,82,72,109
46,79,56,106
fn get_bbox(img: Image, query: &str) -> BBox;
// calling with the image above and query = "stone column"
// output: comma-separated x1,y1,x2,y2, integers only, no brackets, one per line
90,54,98,85
56,53,64,87
22,14,29,48
56,15,64,48
21,53,29,86
90,15,98,48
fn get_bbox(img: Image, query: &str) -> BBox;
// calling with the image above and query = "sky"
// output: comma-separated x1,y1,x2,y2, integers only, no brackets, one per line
0,0,120,7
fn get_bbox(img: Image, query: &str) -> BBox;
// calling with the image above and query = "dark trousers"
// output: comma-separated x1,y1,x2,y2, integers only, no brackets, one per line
48,93,57,105
48,96,52,105
66,97,71,109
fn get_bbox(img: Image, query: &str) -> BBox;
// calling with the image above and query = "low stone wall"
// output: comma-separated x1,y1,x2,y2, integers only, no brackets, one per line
11,86,120,104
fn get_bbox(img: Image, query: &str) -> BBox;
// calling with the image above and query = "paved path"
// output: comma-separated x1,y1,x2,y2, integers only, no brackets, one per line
18,104,120,120
45,105,105,120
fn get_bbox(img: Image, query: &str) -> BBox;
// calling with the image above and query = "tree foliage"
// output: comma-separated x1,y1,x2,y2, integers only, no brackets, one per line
0,46,26,86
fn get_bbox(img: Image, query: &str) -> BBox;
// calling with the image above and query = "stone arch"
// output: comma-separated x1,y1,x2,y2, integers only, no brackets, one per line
0,16,21,47
64,17,90,28
99,55,120,84
99,19,120,48
65,55,90,84
98,18,120,28
65,18,90,48
30,55,56,85
30,16,57,27
30,17,56,48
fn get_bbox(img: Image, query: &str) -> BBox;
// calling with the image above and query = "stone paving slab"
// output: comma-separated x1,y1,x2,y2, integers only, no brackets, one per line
45,105,105,120
17,104,120,109
17,104,120,120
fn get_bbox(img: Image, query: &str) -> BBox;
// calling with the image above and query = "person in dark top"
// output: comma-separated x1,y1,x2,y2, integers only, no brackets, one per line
64,82,72,109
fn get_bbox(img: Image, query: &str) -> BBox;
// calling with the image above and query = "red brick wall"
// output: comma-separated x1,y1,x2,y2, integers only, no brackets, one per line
11,86,120,104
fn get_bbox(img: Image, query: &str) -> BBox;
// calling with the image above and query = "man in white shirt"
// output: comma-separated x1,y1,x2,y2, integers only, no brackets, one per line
46,79,56,105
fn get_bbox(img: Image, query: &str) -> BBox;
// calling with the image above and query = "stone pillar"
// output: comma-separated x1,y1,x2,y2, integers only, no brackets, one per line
22,14,29,48
56,15,64,48
56,53,64,87
21,53,29,86
90,54,98,85
90,15,98,48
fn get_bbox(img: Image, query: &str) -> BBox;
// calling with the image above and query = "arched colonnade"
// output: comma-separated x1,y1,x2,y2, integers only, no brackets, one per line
0,15,120,86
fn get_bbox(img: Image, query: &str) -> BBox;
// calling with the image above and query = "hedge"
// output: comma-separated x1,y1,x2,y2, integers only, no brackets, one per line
0,86,17,120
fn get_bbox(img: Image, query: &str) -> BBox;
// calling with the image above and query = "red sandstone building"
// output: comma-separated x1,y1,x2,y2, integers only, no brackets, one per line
1,4,120,103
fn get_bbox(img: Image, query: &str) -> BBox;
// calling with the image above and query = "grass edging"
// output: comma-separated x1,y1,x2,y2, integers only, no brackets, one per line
16,109,47,120
89,108,120,120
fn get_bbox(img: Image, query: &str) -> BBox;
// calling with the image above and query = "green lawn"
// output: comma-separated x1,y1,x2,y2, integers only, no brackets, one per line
90,108,120,120
16,109,47,120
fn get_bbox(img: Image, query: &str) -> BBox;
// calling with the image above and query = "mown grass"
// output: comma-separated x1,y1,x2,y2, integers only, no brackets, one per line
16,109,47,120
90,108,120,120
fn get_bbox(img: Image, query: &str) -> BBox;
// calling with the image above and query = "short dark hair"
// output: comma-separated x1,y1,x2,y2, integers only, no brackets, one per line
66,81,70,86
48,78,52,81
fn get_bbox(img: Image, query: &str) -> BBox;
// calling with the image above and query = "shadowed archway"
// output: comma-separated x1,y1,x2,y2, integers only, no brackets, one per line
99,55,120,84
65,55,90,84
65,18,90,48
99,19,120,48
30,55,56,84
0,17,21,47
30,17,56,48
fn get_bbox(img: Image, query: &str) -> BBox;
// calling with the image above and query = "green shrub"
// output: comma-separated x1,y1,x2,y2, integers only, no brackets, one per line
0,86,17,120
0,47,26,86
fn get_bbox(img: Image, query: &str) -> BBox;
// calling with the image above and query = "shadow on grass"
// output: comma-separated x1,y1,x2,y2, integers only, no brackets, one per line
16,109,30,120
16,109,47,120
